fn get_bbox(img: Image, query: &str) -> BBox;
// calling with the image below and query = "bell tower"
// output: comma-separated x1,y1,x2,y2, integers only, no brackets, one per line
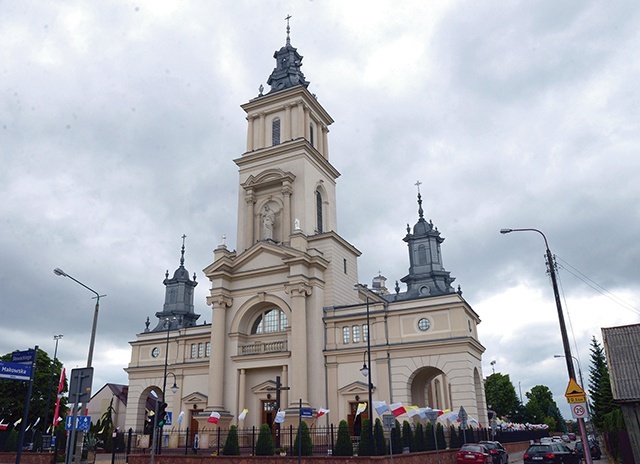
235,26,338,252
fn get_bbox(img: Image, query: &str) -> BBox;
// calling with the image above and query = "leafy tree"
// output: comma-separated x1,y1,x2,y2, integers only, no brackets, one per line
525,385,564,431
358,418,373,456
401,420,412,451
413,422,425,451
0,348,67,434
222,425,240,455
390,420,402,454
254,423,274,456
333,420,353,456
485,373,520,419
373,418,387,455
588,336,618,431
293,420,313,456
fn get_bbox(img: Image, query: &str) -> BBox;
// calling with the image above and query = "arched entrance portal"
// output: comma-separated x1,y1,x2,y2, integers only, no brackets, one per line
410,366,450,411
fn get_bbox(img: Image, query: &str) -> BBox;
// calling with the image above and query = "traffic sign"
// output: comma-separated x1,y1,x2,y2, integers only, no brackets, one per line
458,406,468,430
564,378,586,403
65,415,92,430
383,414,396,430
570,402,588,420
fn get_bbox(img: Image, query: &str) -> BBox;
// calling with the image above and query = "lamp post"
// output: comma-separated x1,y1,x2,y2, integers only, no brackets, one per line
158,316,179,454
500,228,591,464
554,355,584,390
54,268,105,464
43,334,63,442
356,285,374,454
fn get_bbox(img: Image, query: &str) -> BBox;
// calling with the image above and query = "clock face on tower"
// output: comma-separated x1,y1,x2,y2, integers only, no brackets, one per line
152,347,160,358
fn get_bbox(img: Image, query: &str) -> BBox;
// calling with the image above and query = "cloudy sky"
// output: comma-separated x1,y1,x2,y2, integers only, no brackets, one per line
2,1,639,420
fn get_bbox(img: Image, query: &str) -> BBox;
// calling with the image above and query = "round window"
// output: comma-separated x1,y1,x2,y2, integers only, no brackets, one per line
418,318,431,331
151,347,160,358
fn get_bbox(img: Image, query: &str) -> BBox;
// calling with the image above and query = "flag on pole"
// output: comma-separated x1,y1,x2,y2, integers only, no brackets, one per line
1,420,9,431
373,401,389,415
390,402,406,417
316,408,330,418
13,418,22,427
57,368,66,394
207,411,220,424
406,406,421,418
355,402,367,418
238,409,248,420
177,411,185,424
274,410,286,424
33,417,40,427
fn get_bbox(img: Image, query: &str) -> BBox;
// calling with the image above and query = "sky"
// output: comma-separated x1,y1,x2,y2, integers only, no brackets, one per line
1,0,639,421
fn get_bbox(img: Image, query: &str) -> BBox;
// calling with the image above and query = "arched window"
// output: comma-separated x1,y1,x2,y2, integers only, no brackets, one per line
251,308,289,334
316,189,323,233
272,117,281,146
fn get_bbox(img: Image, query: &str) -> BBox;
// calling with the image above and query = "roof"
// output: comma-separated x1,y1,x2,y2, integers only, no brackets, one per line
602,323,640,401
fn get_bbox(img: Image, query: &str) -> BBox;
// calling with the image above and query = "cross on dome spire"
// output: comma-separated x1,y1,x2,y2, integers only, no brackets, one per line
285,14,292,45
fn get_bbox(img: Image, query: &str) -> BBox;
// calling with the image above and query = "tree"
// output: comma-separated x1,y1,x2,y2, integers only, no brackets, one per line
401,420,412,451
254,423,275,456
425,422,435,450
293,420,313,456
0,348,67,434
373,418,387,455
484,373,520,419
414,422,425,452
222,425,240,455
358,418,373,456
588,336,618,431
525,385,564,431
435,422,446,450
333,420,353,456
390,420,402,454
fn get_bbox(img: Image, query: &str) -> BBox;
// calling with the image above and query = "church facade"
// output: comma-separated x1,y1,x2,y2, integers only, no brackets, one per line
124,30,488,436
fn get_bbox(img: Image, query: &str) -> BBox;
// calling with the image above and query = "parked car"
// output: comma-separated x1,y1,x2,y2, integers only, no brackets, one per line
561,434,570,442
540,437,554,444
568,433,577,441
479,440,509,464
575,439,602,460
523,442,580,464
457,443,492,464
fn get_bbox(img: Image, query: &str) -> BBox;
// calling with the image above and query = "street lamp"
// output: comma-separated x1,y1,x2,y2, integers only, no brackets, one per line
500,228,592,464
355,284,373,453
54,268,105,464
554,355,584,390
165,372,179,394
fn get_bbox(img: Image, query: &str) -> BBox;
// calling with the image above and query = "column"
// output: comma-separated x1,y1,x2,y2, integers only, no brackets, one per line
285,282,312,407
245,189,255,246
258,112,266,148
282,181,292,241
296,102,304,139
284,105,292,141
303,107,310,141
207,295,232,409
322,126,329,159
237,369,246,424
282,365,289,408
246,115,254,152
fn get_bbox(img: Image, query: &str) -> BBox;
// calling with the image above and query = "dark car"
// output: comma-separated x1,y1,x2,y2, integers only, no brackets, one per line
479,440,509,464
523,442,580,464
575,439,602,460
457,443,492,464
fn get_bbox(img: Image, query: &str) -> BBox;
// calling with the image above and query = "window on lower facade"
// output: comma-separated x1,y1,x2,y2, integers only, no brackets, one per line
362,324,369,342
352,325,360,343
190,343,196,358
198,343,204,358
343,326,350,344
205,342,211,357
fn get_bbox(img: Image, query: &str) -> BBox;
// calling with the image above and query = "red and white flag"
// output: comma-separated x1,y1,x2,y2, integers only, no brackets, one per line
207,411,220,424
0,420,8,431
316,408,329,418
57,368,66,394
390,402,406,417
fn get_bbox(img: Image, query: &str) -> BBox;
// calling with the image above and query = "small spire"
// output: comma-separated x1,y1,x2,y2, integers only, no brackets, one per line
415,181,424,219
285,14,292,45
180,234,187,267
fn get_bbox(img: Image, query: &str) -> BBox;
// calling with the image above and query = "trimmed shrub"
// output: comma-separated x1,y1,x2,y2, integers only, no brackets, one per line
401,420,412,451
333,420,353,456
222,425,240,455
255,423,275,456
293,420,313,456
373,418,387,455
414,422,426,451
358,418,374,456
436,422,447,450
390,420,402,454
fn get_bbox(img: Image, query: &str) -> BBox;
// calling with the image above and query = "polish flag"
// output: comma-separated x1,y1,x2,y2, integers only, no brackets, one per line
207,411,220,424
316,408,329,418
0,420,8,431
57,368,66,394
390,402,406,417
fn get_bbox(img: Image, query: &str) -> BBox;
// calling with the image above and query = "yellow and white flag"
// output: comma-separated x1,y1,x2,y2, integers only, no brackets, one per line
355,402,367,417
238,408,249,420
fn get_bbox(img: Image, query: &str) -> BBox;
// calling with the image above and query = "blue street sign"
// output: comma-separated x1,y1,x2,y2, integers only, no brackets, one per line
11,349,35,364
164,412,172,426
300,408,313,418
0,360,32,381
65,415,92,430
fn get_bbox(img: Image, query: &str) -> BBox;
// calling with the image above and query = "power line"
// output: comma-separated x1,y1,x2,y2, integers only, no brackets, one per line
555,255,640,317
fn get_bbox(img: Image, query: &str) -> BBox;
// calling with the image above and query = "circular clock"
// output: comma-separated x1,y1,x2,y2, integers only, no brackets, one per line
418,318,431,331
151,347,160,358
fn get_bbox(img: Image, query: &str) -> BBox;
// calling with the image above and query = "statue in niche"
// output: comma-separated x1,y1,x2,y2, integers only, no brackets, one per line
261,204,275,240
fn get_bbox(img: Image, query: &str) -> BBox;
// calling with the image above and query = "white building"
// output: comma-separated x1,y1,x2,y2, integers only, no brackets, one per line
124,29,488,440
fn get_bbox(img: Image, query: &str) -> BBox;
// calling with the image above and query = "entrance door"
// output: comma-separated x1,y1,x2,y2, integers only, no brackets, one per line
190,409,201,449
347,401,369,437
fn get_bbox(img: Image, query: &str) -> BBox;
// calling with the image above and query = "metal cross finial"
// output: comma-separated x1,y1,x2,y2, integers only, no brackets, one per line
414,180,422,195
285,14,292,44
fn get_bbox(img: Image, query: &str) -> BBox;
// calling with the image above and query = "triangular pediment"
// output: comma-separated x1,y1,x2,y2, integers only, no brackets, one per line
183,391,208,404
338,381,374,395
205,240,302,277
252,380,278,394
242,168,296,190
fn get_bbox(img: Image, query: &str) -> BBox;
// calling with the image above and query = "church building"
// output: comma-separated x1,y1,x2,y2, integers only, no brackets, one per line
124,27,488,438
